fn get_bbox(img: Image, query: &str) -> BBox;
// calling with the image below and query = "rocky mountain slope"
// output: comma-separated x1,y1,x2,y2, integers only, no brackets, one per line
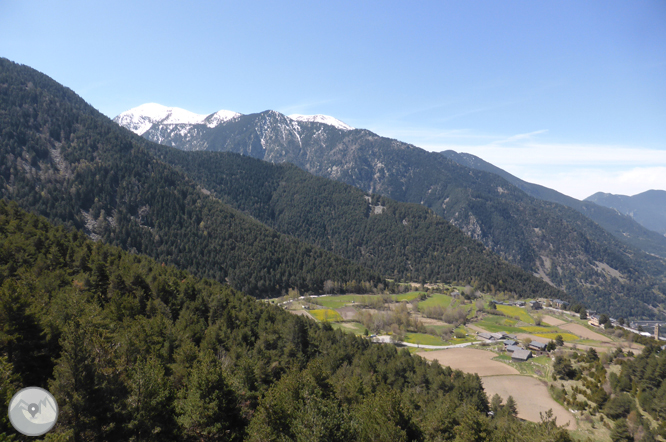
586,190,666,236
440,150,666,258
116,106,666,319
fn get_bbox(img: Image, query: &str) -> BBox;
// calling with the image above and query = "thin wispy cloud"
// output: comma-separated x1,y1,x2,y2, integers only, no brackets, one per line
489,129,549,145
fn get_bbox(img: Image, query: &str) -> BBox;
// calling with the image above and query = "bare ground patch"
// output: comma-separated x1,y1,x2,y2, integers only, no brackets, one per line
482,375,576,429
417,348,518,377
336,306,358,320
542,315,567,326
412,313,450,327
340,323,359,330
560,323,611,342
516,333,557,345
289,310,315,320
467,324,491,334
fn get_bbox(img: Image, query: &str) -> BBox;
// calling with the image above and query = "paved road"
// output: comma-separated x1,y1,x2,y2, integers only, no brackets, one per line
372,335,482,349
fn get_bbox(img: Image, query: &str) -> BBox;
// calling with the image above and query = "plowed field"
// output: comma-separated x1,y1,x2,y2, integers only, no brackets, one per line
417,348,518,376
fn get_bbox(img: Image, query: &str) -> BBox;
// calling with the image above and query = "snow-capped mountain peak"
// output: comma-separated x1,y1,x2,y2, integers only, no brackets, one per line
288,114,354,131
114,103,240,135
203,110,241,128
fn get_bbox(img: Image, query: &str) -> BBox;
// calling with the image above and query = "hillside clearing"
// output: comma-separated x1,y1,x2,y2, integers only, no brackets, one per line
482,375,577,429
559,323,612,342
309,309,343,322
417,348,519,376
496,305,535,324
542,315,567,326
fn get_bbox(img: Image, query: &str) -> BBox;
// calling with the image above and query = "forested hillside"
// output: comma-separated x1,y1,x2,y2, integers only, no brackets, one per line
0,58,383,298
151,147,563,299
0,200,573,441
0,57,568,302
613,345,666,437
122,107,666,319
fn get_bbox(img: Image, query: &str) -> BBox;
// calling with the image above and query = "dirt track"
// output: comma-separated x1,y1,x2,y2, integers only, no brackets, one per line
417,348,518,376
288,310,315,320
482,375,577,429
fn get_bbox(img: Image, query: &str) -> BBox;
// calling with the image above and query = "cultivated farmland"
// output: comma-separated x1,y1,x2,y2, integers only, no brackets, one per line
559,323,612,342
417,348,519,377
482,375,576,429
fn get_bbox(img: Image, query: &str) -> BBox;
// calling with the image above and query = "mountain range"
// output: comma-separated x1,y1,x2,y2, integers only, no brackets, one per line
0,57,560,303
1,56,664,319
440,151,666,258
114,102,666,319
586,190,666,236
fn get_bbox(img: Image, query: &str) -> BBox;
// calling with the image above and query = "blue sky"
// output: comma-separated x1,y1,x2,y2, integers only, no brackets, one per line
1,0,664,199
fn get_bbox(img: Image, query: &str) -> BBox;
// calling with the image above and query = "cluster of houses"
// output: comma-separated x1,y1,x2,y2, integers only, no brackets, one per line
476,331,549,362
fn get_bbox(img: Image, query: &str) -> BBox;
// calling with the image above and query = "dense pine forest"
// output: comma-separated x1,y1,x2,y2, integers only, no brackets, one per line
0,200,574,441
150,147,563,298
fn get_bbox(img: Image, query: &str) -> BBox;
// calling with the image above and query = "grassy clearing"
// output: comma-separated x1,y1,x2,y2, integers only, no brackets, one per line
312,295,361,309
424,324,454,334
496,305,534,324
309,309,343,322
418,293,453,309
330,322,368,335
313,292,422,309
475,317,524,334
404,333,447,346
482,315,518,327
492,353,552,380
393,291,424,302
462,302,477,317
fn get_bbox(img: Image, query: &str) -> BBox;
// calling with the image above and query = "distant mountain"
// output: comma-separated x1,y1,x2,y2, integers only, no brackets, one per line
586,190,666,236
440,150,666,258
114,103,353,150
116,105,666,319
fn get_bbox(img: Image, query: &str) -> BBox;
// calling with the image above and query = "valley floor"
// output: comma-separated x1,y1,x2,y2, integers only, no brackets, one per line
278,287,662,440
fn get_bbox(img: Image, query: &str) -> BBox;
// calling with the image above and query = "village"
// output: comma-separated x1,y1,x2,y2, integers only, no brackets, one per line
276,286,666,440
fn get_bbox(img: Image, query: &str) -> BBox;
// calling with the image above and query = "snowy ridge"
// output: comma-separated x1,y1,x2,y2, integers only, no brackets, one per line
288,114,354,131
204,110,241,128
114,103,240,135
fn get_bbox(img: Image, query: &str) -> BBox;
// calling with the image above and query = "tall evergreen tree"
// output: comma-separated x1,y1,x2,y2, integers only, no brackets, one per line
176,350,244,442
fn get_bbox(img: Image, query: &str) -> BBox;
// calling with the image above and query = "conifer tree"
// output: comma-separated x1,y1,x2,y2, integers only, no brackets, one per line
176,350,243,441
610,418,634,442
